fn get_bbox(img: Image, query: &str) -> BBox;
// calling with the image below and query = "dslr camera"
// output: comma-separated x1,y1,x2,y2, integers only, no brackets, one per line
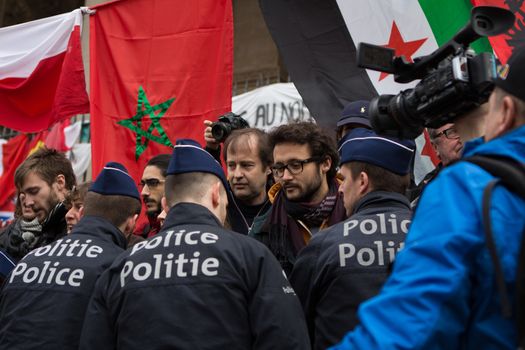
357,6,514,139
211,112,250,143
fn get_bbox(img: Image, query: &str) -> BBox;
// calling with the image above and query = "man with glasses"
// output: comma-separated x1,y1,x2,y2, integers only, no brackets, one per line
255,122,346,275
429,123,463,167
134,154,170,239
408,123,463,205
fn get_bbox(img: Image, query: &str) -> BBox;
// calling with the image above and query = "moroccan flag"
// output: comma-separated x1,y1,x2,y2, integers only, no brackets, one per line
89,0,233,183
0,9,89,133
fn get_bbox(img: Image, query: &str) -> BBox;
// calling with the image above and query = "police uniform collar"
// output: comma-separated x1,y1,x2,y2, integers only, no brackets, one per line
162,202,223,230
71,215,128,249
351,191,411,216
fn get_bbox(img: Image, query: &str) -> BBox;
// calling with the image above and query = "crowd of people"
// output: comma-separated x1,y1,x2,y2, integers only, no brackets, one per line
0,45,524,350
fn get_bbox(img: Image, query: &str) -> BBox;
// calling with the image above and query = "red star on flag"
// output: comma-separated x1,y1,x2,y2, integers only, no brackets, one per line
379,21,427,81
420,130,440,166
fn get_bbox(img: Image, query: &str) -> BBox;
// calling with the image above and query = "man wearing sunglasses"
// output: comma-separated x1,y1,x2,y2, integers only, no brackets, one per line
134,154,170,238
255,122,346,276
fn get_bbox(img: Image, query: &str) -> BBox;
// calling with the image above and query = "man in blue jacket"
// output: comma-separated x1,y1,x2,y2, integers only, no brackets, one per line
0,162,141,349
79,139,310,350
330,46,525,349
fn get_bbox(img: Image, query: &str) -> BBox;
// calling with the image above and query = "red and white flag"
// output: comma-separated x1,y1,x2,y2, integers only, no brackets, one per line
0,9,89,133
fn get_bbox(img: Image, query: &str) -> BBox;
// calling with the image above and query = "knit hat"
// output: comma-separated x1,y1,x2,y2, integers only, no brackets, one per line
495,45,525,102
89,162,140,200
337,100,371,128
338,128,416,175
167,139,229,190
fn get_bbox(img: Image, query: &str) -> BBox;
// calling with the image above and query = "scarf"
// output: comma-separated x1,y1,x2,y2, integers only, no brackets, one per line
267,178,346,274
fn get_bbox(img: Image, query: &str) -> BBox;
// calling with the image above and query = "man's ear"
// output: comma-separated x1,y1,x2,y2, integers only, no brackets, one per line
78,206,85,218
54,174,66,191
500,96,519,134
210,181,221,209
123,214,139,235
320,157,332,174
358,171,370,195
161,196,168,212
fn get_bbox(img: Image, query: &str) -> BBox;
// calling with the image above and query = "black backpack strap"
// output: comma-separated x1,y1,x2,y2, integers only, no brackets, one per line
464,155,525,346
481,179,512,318
466,155,525,198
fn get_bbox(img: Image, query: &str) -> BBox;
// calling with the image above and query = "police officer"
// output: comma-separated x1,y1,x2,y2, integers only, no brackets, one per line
79,139,310,350
290,128,415,349
0,162,141,349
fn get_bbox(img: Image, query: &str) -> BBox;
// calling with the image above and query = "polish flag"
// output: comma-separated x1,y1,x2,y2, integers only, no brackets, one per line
0,9,89,133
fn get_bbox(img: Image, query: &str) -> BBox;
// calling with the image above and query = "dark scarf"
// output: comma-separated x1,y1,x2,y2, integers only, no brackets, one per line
267,178,346,273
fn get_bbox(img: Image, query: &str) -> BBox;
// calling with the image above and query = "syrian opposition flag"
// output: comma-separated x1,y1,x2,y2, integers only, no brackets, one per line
89,0,233,183
261,0,496,183
0,9,89,133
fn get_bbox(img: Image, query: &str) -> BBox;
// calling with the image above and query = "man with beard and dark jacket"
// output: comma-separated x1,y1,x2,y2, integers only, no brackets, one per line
0,162,141,349
79,139,310,350
134,154,170,239
0,148,76,262
257,122,347,275
290,128,415,349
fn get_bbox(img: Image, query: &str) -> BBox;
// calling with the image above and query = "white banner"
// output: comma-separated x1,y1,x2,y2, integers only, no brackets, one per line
232,83,314,132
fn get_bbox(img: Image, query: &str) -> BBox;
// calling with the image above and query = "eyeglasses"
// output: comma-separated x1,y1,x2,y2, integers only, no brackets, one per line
271,158,320,178
435,127,459,140
138,178,165,188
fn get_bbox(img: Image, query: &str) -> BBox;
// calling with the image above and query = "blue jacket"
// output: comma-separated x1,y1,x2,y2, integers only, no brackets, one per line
331,125,525,350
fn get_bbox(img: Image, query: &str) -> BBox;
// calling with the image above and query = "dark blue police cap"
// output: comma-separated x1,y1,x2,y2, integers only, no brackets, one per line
338,128,416,175
337,100,371,128
167,139,229,190
89,162,140,200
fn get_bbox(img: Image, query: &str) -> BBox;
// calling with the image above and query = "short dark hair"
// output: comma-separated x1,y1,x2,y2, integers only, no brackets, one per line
64,181,92,209
269,122,339,180
146,154,171,177
14,147,76,190
347,161,410,194
83,192,141,227
223,128,272,166
165,172,225,207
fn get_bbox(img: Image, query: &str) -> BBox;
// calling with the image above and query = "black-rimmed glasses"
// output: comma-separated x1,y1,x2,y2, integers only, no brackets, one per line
271,158,320,178
138,178,165,188
435,127,459,139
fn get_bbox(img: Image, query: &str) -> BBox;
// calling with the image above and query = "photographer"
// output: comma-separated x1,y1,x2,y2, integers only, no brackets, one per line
203,117,273,235
330,46,525,350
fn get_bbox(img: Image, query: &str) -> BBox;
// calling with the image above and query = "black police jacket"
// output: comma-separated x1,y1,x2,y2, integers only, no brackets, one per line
79,202,310,350
0,215,127,349
289,191,412,350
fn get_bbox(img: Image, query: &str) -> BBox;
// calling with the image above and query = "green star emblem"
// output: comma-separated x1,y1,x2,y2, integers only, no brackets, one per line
118,86,175,159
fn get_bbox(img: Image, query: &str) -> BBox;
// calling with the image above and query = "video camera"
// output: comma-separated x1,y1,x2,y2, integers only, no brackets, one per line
211,112,250,143
356,6,515,139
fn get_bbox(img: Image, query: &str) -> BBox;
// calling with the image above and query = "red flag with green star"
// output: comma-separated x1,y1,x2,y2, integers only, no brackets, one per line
89,0,233,182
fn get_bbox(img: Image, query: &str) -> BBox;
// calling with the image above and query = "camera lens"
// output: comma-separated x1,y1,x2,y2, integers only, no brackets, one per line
211,123,232,143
